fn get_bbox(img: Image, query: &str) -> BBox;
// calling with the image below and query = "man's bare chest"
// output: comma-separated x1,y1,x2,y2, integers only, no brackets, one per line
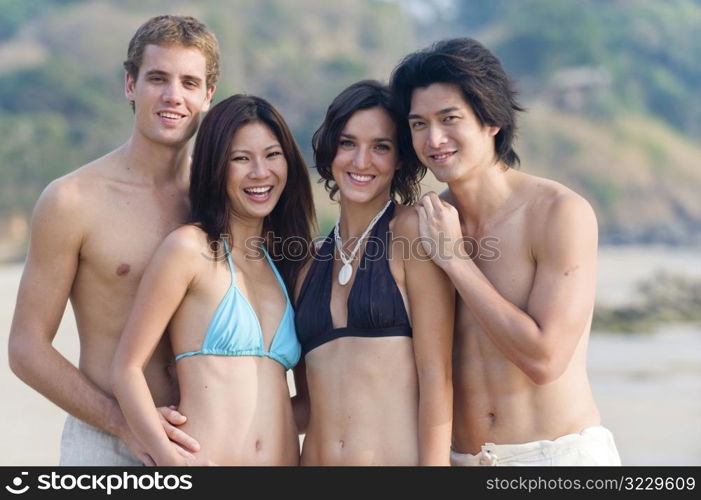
78,194,188,288
462,217,535,308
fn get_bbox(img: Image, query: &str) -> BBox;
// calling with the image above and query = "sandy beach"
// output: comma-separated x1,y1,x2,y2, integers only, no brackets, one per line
2,245,700,465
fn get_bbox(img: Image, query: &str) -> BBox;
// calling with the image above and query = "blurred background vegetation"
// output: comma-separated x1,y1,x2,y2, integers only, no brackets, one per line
2,0,701,247
1,0,700,330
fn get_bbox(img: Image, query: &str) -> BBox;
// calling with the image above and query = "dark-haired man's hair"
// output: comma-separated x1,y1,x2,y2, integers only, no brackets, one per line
390,37,524,168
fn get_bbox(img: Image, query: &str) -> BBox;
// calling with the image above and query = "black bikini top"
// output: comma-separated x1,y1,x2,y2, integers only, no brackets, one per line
294,202,412,356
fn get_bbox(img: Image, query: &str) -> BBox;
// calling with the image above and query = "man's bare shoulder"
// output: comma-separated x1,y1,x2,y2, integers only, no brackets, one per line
39,148,125,210
524,174,595,221
521,173,598,251
27,161,114,264
33,170,93,232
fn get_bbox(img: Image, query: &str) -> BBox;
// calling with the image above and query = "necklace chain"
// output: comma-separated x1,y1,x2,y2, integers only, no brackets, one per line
334,199,392,268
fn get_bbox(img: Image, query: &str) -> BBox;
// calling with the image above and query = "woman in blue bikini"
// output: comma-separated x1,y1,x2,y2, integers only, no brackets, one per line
111,94,315,465
293,81,455,465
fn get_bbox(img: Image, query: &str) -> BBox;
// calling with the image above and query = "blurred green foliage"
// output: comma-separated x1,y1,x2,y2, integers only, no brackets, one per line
1,0,701,245
451,0,701,136
0,0,414,220
0,58,109,117
0,0,84,40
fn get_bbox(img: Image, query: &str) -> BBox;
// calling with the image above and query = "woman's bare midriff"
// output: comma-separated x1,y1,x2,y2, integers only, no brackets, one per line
301,337,419,465
176,356,299,465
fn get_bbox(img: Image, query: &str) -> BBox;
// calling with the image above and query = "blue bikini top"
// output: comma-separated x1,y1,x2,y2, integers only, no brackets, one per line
174,240,301,370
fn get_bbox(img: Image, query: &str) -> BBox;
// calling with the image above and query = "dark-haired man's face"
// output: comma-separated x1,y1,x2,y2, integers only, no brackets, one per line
407,83,498,183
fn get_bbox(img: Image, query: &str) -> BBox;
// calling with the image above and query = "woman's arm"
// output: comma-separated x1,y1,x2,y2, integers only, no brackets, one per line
397,208,455,465
290,260,312,435
110,228,200,466
291,359,310,435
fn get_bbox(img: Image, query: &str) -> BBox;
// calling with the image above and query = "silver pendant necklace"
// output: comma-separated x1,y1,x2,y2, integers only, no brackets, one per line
333,200,392,286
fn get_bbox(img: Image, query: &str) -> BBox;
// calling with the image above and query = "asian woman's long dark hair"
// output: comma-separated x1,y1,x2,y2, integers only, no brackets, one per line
189,94,316,293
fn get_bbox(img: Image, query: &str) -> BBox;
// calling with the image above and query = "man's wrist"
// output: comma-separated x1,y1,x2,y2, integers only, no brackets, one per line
436,252,462,274
105,403,128,438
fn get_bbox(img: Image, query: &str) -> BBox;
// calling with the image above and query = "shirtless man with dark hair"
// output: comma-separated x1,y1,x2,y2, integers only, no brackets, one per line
391,38,621,466
9,15,219,465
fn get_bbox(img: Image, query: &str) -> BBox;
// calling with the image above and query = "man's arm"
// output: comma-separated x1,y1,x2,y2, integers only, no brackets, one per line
8,179,134,439
8,178,193,464
418,191,597,385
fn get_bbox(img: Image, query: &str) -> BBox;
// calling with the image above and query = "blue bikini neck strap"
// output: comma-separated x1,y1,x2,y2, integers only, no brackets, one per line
221,239,288,300
221,239,236,280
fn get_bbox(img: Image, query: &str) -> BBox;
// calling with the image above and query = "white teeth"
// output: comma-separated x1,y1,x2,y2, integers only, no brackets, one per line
432,152,453,160
244,186,272,194
159,112,181,119
349,173,373,182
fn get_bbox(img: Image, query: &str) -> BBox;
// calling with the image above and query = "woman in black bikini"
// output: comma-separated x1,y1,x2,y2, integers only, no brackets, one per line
293,80,455,465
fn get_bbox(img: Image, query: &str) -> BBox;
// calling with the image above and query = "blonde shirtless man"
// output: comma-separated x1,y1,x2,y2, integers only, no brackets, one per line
8,15,219,465
390,38,621,466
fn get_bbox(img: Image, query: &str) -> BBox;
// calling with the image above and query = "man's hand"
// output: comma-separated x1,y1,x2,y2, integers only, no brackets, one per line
157,405,200,453
117,423,157,466
416,192,466,268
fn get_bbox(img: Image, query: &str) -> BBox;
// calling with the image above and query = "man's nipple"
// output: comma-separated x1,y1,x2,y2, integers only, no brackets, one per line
116,263,131,276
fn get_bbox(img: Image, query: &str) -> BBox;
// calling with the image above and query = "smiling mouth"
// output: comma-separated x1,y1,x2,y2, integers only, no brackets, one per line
157,112,185,120
243,185,274,201
348,172,375,183
429,151,456,162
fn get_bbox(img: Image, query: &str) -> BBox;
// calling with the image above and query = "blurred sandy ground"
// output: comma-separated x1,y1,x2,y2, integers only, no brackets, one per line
2,244,701,465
